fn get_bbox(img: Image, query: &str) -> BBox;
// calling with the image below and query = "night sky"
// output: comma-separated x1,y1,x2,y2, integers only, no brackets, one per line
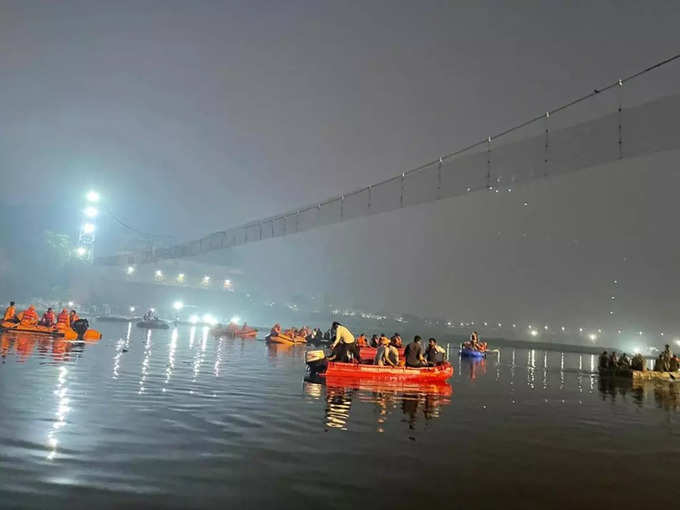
1,1,680,338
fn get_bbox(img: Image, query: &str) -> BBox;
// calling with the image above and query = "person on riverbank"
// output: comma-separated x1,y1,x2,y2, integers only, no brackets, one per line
3,301,18,322
404,336,427,367
618,353,631,370
631,352,645,371
599,351,609,370
39,308,55,327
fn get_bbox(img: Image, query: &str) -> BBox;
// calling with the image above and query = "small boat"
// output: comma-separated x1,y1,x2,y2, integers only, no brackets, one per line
316,361,453,383
359,346,405,362
136,319,169,330
212,324,258,338
460,347,486,358
306,350,453,383
96,315,139,323
265,333,306,345
1,320,102,341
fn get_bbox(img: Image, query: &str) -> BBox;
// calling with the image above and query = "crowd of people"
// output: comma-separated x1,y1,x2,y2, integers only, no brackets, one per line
324,321,447,367
599,344,680,372
3,301,79,329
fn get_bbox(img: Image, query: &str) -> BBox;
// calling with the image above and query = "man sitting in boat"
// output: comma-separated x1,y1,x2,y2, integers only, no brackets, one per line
56,308,70,329
404,336,427,367
356,334,367,347
39,308,56,327
270,323,281,337
425,338,446,365
374,336,398,367
391,333,403,348
19,305,39,326
370,334,379,347
3,301,18,323
328,322,360,362
69,310,80,325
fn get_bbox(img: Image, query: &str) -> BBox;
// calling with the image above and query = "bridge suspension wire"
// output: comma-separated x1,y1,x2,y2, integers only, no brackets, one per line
96,52,680,266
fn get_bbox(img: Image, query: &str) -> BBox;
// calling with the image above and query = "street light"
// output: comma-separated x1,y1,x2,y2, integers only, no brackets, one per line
83,206,98,218
76,246,87,257
173,301,184,311
86,191,100,202
177,273,185,282
127,266,135,275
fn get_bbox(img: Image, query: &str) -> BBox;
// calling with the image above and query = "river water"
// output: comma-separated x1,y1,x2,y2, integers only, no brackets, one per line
1,322,679,509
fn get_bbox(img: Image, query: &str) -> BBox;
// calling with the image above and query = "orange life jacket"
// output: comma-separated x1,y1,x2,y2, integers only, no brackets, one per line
357,335,367,347
41,311,55,325
21,307,38,323
3,305,15,320
57,310,69,326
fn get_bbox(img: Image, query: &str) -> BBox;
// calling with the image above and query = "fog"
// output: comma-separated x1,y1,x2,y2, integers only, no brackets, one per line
1,1,680,344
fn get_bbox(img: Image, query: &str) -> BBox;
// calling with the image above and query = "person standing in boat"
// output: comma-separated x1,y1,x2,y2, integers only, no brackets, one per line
329,321,359,362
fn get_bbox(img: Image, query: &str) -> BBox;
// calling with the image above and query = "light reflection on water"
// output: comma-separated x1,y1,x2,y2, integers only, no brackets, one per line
2,323,680,508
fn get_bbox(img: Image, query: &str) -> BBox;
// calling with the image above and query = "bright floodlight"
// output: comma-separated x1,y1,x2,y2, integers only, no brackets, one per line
127,266,135,274
150,308,155,313
530,330,538,337
82,223,95,234
68,301,74,307
589,333,598,341
86,191,100,202
173,301,184,311
84,206,98,218
177,273,185,281
230,316,241,324
224,279,231,287
76,246,87,257
203,275,210,283
202,314,216,325
130,306,135,313
155,270,163,277
189,314,199,324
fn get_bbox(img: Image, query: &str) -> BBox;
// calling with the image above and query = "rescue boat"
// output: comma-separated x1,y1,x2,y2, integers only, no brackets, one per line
265,333,306,345
212,324,258,338
0,320,102,341
460,347,486,358
136,319,170,330
305,350,453,383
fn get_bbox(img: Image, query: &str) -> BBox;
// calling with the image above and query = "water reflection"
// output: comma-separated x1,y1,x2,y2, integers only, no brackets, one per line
461,358,486,381
138,330,152,394
304,380,452,435
0,333,85,364
46,365,70,460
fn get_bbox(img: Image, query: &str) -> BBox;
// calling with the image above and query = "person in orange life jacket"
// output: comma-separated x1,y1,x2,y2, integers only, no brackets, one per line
39,308,56,327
